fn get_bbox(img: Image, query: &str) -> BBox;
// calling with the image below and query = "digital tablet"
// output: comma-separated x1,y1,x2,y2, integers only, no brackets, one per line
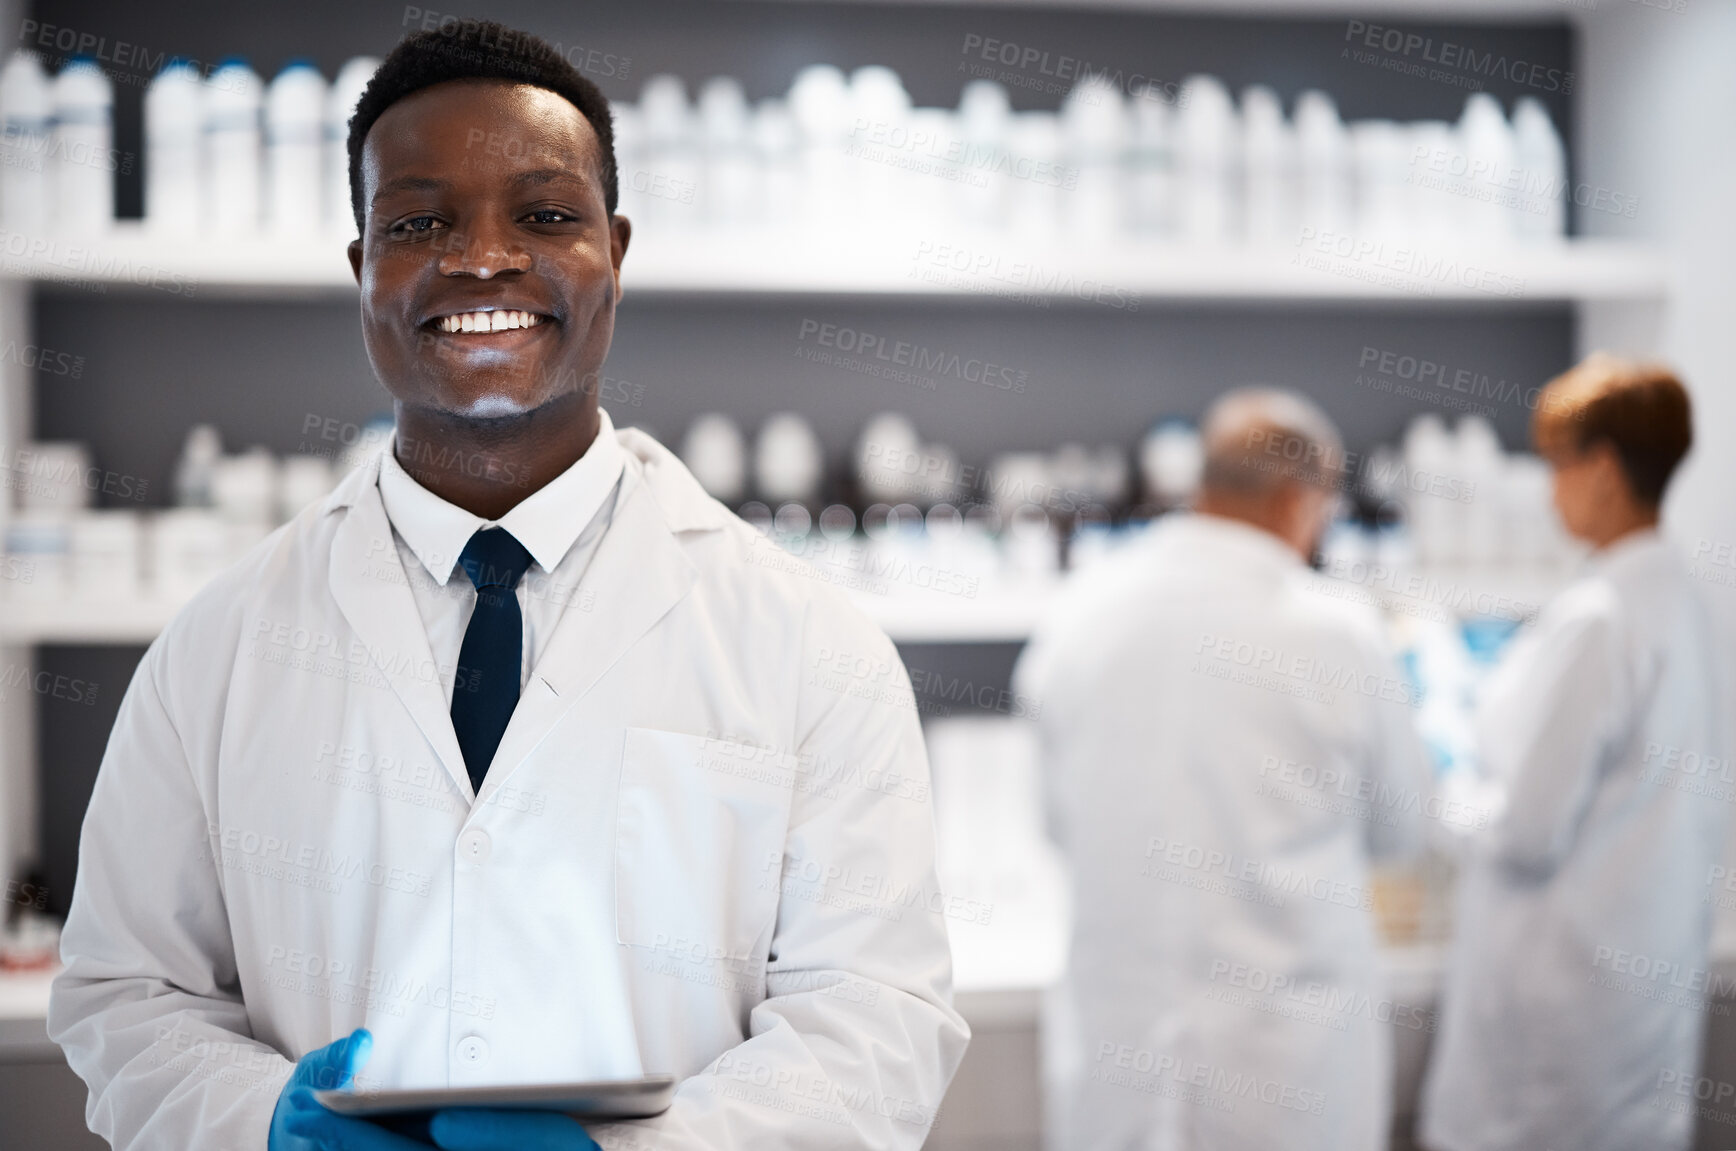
314,1074,676,1123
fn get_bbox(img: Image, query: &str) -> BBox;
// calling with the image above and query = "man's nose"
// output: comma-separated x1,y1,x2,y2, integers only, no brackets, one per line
437,218,533,278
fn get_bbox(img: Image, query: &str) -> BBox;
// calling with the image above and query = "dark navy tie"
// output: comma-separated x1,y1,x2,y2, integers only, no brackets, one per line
451,527,534,793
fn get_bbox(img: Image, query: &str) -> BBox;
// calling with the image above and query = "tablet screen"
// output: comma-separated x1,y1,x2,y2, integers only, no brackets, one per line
313,1073,676,1123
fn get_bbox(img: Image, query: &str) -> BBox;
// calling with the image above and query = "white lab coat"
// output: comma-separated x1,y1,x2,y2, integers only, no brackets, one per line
1419,529,1731,1151
48,426,969,1151
1016,514,1431,1151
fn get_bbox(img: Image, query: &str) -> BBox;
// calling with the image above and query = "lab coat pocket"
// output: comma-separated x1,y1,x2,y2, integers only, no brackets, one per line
614,727,798,964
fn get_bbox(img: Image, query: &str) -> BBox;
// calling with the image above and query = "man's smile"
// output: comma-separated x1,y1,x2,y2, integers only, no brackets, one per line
419,304,560,350
431,308,550,334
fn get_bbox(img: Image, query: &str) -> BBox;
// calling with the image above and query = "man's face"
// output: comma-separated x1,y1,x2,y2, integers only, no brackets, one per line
347,79,630,421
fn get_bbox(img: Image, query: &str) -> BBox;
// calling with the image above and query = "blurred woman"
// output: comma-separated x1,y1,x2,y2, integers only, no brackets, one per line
1419,355,1730,1151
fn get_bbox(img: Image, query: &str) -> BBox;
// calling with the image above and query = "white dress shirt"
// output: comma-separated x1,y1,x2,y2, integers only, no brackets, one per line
377,406,626,708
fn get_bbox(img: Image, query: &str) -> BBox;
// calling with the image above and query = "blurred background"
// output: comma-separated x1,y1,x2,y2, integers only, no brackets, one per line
0,0,1731,1147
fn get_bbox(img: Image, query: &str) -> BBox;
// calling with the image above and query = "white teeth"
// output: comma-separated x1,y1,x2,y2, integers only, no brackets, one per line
436,310,546,334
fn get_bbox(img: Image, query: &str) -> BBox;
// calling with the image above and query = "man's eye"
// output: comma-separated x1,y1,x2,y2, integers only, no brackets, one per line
396,215,443,234
527,209,573,224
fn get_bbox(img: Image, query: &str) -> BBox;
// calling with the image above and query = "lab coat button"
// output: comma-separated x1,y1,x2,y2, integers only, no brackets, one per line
457,1035,489,1064
459,829,492,864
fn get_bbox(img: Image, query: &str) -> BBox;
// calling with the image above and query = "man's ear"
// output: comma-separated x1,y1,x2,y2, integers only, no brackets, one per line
1589,440,1638,505
614,211,635,302
609,214,631,301
347,239,363,284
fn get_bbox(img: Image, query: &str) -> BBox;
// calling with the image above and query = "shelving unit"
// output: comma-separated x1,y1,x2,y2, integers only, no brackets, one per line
0,584,1057,645
5,8,1723,1148
0,558,1584,646
0,212,1662,890
2,221,1670,304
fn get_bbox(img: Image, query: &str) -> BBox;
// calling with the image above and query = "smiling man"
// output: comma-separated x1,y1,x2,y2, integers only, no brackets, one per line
48,23,967,1151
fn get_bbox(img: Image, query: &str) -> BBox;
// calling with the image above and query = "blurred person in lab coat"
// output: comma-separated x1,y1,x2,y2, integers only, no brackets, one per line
47,21,966,1151
1418,356,1729,1151
1016,388,1433,1151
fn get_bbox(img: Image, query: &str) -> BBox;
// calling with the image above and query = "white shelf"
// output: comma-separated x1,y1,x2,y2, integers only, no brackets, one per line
0,595,180,645
852,589,1054,643
1,222,1667,305
0,965,55,1021
0,587,1047,646
0,560,1582,647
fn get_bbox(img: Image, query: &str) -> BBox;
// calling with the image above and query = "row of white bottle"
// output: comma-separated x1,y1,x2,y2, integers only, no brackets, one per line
1389,413,1576,568
3,430,341,603
1,50,1569,247
617,66,1570,246
0,50,378,237
679,407,1134,522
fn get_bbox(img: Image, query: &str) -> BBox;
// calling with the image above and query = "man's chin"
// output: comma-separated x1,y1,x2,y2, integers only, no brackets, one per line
454,393,545,420
415,382,557,423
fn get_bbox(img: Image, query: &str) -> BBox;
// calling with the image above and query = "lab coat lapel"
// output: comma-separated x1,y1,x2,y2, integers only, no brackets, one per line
327,466,475,801
479,465,698,791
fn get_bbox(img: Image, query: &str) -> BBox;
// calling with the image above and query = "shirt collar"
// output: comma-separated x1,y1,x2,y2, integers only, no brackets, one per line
1158,511,1305,574
1586,524,1668,580
378,407,625,586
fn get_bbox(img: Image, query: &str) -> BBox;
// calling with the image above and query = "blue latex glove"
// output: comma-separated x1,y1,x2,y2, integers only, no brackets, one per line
269,1028,431,1150
429,1109,600,1150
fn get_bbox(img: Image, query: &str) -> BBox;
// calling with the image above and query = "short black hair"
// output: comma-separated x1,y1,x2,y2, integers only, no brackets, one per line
346,19,617,236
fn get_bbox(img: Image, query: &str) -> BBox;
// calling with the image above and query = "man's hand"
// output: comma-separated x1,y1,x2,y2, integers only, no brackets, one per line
429,1110,600,1150
269,1029,430,1150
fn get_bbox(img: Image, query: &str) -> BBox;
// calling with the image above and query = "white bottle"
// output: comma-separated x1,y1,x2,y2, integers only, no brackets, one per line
955,80,1010,231
1004,111,1063,241
0,51,51,231
848,65,911,235
1139,419,1204,507
1176,75,1236,244
1352,120,1410,242
50,56,114,234
1061,75,1126,241
788,64,850,232
751,98,799,227
144,60,203,235
1457,93,1517,245
1125,89,1174,238
206,58,262,235
1295,89,1353,239
754,412,824,506
326,56,378,236
1456,415,1504,565
265,60,326,236
906,106,958,232
680,413,747,503
1240,85,1295,247
173,423,223,507
698,76,756,226
857,412,923,505
1406,120,1458,246
638,74,699,228
1403,413,1461,566
1511,97,1567,242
